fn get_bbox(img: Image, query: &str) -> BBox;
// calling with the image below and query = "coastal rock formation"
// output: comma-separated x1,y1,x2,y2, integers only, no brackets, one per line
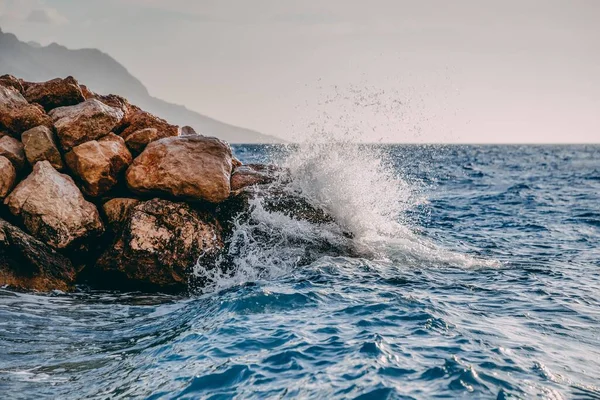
0,85,51,136
0,156,16,198
119,109,179,154
23,76,85,111
65,133,132,197
95,199,223,292
231,164,280,191
21,125,65,170
0,218,76,292
5,161,104,249
49,98,124,151
0,135,26,170
126,136,233,203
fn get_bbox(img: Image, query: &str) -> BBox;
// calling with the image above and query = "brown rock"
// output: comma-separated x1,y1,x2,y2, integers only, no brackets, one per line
49,98,124,151
79,84,94,99
0,74,24,93
0,85,52,137
126,136,233,203
180,126,198,136
95,198,223,292
0,136,26,170
4,161,104,249
0,218,76,292
102,198,140,232
0,156,16,198
21,125,65,170
24,76,85,111
119,110,179,153
65,133,132,197
124,127,159,155
232,157,243,168
231,164,280,191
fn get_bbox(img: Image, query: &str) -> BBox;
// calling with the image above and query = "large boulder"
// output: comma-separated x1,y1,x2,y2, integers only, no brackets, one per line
0,136,26,170
49,98,124,151
4,161,104,249
118,110,179,154
126,136,234,203
23,77,85,111
0,218,76,292
65,133,132,197
0,156,16,199
94,198,223,292
231,164,280,191
21,125,65,170
0,85,51,137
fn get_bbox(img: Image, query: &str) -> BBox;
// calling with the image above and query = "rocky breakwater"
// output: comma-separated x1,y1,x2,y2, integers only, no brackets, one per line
0,75,329,293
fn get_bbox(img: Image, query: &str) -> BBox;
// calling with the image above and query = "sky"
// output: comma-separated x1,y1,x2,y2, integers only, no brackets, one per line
0,0,598,143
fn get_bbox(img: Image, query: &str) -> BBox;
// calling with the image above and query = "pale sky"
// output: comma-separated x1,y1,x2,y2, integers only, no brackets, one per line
1,0,599,143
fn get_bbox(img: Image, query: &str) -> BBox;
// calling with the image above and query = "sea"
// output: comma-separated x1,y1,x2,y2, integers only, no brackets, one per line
0,143,599,399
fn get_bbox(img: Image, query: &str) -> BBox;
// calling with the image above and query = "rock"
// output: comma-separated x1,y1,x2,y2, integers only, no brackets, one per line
0,136,26,170
0,218,76,292
180,126,198,136
0,85,52,137
231,164,280,191
23,76,85,111
49,98,124,151
124,127,159,155
65,133,132,197
232,157,243,168
0,74,24,93
79,84,94,99
119,110,179,153
94,198,223,292
126,136,233,203
0,156,16,198
102,198,140,232
4,161,104,249
21,125,64,170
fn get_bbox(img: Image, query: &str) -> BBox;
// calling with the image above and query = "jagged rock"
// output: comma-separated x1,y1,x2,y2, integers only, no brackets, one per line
0,219,76,292
126,136,233,203
21,125,64,170
4,161,104,249
65,133,132,197
23,76,85,111
79,84,94,99
94,198,223,292
49,98,124,151
102,198,140,232
0,156,16,198
0,74,24,93
231,164,280,191
0,85,52,137
232,157,243,168
0,136,26,170
119,110,179,153
124,127,159,155
180,126,198,136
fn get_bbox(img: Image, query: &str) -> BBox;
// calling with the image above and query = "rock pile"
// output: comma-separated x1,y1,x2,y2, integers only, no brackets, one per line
0,75,294,293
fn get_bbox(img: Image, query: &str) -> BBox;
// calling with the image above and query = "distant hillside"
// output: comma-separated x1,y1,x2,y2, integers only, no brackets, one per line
0,28,283,143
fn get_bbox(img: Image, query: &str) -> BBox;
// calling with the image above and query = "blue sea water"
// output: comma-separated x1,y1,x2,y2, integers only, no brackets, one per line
1,144,599,399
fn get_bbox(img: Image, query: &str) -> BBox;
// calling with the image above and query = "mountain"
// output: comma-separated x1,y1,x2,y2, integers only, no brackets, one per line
0,27,283,143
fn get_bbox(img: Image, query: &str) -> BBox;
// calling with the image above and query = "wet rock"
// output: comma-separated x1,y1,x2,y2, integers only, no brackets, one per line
49,98,124,151
231,164,280,191
0,156,16,198
23,76,85,111
0,218,76,292
0,136,26,170
119,110,179,153
0,85,52,137
65,133,132,197
94,198,223,292
126,136,233,203
4,161,104,249
0,74,24,93
102,198,140,232
21,125,64,170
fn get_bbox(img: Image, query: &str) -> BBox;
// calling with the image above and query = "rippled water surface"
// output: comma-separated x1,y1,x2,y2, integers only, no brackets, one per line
1,145,599,399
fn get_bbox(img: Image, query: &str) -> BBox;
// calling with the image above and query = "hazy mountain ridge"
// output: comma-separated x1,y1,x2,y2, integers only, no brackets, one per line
0,28,283,143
